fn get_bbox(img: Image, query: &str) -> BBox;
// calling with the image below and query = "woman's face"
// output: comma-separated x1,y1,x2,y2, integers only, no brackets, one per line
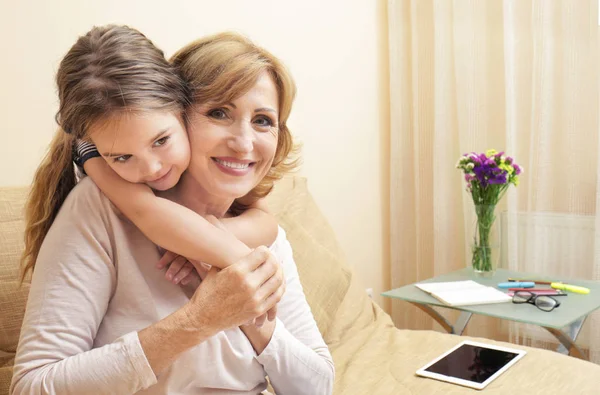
185,72,279,200
89,110,190,191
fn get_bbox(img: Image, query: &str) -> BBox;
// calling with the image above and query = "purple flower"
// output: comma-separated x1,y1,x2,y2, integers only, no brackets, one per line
473,167,489,187
478,153,496,167
513,164,522,175
471,160,510,187
488,173,507,184
457,149,521,198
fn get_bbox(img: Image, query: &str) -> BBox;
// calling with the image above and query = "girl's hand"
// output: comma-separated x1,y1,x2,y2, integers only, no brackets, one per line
191,260,212,280
157,250,199,286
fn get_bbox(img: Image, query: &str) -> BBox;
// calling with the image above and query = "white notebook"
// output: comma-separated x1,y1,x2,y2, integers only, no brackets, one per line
414,280,512,306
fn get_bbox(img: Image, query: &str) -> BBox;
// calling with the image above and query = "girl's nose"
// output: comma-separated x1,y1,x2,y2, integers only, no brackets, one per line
143,157,163,180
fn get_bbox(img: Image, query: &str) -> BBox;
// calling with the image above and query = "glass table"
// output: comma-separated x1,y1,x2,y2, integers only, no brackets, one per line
382,268,600,359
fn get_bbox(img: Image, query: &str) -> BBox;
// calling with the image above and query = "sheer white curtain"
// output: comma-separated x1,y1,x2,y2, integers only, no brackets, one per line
389,0,600,361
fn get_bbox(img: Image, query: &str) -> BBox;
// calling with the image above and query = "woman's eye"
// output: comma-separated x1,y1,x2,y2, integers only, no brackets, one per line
207,108,228,120
254,115,274,127
153,136,170,147
113,155,131,163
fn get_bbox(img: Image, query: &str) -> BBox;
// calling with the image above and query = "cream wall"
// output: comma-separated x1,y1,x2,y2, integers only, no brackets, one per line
0,0,391,308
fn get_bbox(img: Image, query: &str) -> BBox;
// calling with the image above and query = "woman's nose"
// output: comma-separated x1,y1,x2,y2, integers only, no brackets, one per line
227,121,255,153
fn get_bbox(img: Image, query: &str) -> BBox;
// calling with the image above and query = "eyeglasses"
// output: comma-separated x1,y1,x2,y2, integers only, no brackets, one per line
512,291,566,312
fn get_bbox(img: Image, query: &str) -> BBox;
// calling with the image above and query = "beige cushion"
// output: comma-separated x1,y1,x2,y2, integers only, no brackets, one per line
0,367,12,395
0,187,29,358
0,187,28,394
266,176,352,339
0,187,27,282
0,282,29,354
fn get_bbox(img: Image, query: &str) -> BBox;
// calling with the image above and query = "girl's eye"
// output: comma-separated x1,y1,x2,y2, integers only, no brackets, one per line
207,108,228,120
153,136,170,147
113,155,131,163
254,115,275,128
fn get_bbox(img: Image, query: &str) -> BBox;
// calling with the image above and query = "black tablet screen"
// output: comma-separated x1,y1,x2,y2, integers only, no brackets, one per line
424,344,520,384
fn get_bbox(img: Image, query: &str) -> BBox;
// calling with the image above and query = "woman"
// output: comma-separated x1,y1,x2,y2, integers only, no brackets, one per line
10,26,334,394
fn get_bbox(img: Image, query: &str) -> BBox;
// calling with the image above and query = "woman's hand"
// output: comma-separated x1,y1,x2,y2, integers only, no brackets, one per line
188,259,275,328
139,246,284,376
184,246,285,333
205,215,280,326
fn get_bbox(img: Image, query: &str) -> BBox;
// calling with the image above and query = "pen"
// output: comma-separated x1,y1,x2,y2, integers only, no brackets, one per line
550,282,590,294
498,281,535,289
508,278,553,285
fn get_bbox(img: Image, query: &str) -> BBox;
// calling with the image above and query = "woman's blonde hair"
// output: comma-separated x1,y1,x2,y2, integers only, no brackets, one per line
170,32,301,215
21,25,188,281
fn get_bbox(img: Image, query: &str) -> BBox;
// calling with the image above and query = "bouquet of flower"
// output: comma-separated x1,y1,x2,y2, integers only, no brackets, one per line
456,149,522,273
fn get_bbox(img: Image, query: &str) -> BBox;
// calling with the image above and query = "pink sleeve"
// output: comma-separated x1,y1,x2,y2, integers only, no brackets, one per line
10,181,156,394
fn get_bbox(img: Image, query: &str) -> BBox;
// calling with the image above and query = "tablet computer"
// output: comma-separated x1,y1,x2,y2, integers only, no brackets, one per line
416,340,526,390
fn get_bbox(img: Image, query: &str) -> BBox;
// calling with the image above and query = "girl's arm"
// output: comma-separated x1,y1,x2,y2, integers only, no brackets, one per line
83,157,277,268
219,198,279,248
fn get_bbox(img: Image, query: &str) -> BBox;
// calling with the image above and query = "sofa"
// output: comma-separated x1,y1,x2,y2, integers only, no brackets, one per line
2,176,600,394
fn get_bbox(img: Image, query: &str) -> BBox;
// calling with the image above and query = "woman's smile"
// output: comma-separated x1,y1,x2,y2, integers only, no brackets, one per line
212,157,256,176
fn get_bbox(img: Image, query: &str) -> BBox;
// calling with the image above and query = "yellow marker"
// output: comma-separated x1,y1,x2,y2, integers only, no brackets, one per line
551,282,590,295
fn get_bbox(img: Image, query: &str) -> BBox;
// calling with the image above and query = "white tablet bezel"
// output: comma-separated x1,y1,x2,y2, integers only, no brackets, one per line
415,340,527,390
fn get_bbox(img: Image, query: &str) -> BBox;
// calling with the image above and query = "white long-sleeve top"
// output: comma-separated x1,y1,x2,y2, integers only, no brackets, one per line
10,177,334,395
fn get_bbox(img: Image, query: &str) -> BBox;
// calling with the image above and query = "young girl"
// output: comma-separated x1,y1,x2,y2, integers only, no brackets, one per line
22,24,279,314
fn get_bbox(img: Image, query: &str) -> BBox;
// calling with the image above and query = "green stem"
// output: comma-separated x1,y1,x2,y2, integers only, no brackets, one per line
473,204,496,272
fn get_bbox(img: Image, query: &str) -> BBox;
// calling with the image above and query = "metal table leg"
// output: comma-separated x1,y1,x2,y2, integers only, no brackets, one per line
410,302,588,359
411,302,473,335
543,317,587,360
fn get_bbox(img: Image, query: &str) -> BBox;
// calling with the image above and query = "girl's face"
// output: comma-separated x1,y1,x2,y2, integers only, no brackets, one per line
185,72,279,200
89,110,190,191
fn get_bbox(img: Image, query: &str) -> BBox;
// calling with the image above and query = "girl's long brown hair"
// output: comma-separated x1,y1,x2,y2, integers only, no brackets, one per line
21,25,188,282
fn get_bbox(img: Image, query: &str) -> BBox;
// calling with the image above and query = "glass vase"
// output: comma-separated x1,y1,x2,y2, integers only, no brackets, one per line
470,204,500,277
